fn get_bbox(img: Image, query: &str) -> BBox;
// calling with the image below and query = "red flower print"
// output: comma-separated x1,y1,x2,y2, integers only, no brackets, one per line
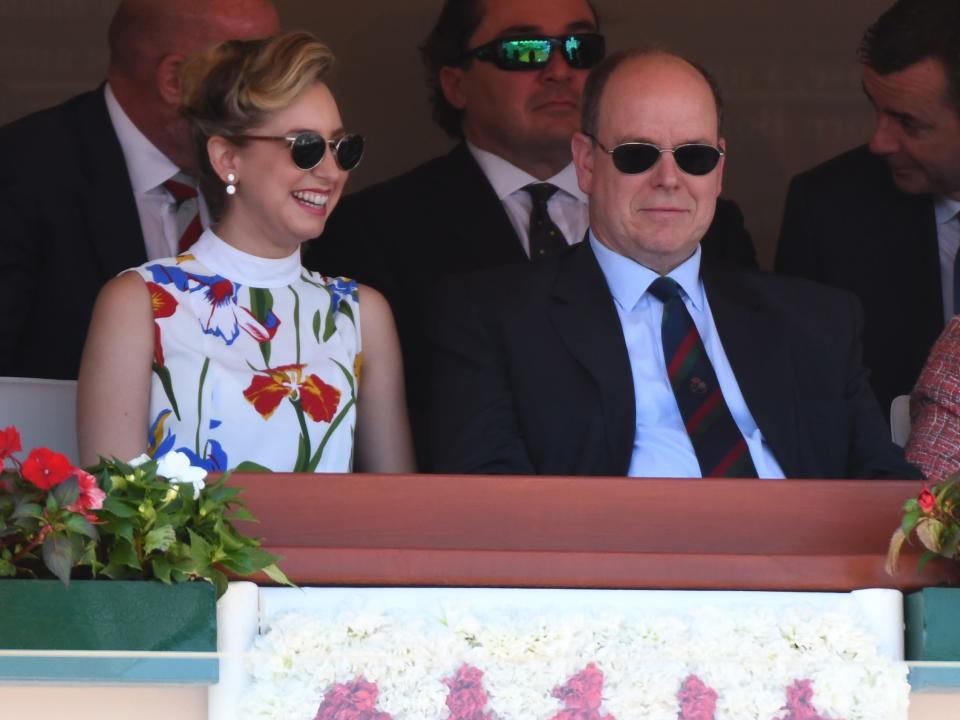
918,488,936,513
21,448,75,490
148,282,177,319
550,663,614,720
244,364,341,423
0,425,22,464
65,470,106,519
443,664,495,720
774,679,832,720
677,675,717,720
313,677,393,720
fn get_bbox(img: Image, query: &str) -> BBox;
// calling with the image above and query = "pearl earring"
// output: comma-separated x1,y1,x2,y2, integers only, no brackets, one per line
226,172,237,195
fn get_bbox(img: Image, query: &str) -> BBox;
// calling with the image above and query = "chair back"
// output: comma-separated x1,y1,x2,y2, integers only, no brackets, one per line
890,394,911,448
0,377,79,464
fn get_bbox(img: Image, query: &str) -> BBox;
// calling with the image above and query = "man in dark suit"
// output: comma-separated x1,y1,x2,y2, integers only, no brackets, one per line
775,0,960,418
0,0,279,380
429,48,918,480
306,0,756,462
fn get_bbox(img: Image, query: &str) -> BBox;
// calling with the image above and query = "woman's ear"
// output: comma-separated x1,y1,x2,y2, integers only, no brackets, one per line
207,135,238,183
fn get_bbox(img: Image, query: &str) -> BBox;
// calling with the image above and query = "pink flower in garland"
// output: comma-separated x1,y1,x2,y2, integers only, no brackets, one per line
677,674,717,720
775,679,835,720
313,677,393,720
443,664,495,720
550,663,615,720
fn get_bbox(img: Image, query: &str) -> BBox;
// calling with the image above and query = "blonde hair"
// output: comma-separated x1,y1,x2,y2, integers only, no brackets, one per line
180,31,336,218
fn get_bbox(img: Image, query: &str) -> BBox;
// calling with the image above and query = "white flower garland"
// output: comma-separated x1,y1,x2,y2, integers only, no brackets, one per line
239,603,909,720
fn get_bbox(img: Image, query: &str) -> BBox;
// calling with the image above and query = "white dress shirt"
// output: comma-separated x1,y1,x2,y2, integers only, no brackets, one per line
467,141,589,256
590,234,786,479
103,83,210,260
935,195,960,321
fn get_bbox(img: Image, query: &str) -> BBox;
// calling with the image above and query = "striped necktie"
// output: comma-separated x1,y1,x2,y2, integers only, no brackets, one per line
648,276,758,478
162,173,202,254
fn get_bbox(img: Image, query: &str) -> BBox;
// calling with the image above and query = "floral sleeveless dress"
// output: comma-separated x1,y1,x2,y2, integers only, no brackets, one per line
132,229,361,473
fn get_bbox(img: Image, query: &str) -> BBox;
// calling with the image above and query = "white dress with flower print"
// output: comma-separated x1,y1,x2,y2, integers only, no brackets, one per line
132,229,360,473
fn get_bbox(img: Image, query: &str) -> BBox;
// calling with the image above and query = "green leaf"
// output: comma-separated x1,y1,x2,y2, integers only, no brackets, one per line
902,507,922,536
338,300,355,325
42,532,75,585
12,501,41,520
144,525,177,554
233,461,273,473
103,496,139,518
150,556,173,583
63,513,99,541
917,550,938,572
261,562,295,587
312,308,322,343
111,538,142,570
51,476,80,507
152,363,182,420
0,557,16,577
323,306,337,342
187,528,212,572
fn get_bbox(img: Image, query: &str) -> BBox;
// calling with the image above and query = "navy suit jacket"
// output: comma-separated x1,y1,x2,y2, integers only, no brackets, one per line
428,240,920,479
0,87,147,379
775,144,941,417
305,143,759,460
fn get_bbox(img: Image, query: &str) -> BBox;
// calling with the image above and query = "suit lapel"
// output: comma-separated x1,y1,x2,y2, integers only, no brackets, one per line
549,243,635,472
703,268,802,475
76,88,147,278
434,144,531,269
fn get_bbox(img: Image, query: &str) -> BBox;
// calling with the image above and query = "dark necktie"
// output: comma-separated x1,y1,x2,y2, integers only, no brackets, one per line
952,212,960,315
163,173,202,253
523,182,568,259
647,276,758,478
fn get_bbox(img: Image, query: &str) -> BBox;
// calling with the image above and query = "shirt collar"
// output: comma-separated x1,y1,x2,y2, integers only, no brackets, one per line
589,232,704,312
103,83,180,195
466,140,586,203
935,195,960,225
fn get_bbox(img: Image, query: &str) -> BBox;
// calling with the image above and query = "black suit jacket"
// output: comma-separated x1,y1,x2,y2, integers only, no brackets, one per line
0,87,146,379
775,144,941,418
428,241,919,479
305,143,758,459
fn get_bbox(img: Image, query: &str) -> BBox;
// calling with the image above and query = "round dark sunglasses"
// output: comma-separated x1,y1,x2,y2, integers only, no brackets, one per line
236,132,365,171
589,136,724,176
462,33,605,72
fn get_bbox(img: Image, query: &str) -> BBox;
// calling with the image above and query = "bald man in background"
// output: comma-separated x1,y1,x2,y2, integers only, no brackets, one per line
0,0,279,380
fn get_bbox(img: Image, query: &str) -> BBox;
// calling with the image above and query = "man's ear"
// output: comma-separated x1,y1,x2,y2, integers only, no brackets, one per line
207,136,238,183
439,66,467,110
156,53,186,106
571,132,595,195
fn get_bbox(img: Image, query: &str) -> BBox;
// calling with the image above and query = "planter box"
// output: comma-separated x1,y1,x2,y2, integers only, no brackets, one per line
906,588,960,661
0,580,217,683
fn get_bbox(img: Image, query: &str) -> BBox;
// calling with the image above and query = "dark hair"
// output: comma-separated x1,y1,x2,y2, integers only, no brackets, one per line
859,0,960,113
420,0,601,138
580,48,725,139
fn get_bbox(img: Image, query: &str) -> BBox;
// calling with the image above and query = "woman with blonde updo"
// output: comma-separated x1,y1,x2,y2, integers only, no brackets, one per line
78,32,414,473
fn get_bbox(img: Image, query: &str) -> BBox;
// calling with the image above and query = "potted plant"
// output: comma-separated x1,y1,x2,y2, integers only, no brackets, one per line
0,425,288,682
887,477,960,662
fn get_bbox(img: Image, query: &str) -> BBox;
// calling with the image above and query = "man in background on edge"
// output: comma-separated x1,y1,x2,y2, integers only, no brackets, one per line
775,0,960,418
0,0,279,380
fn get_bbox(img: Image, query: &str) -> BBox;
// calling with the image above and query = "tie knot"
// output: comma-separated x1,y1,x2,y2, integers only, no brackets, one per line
523,182,559,208
647,276,682,303
163,173,198,206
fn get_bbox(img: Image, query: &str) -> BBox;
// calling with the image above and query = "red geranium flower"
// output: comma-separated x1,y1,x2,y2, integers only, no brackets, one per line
244,364,341,423
21,447,75,489
918,488,936,514
0,425,22,464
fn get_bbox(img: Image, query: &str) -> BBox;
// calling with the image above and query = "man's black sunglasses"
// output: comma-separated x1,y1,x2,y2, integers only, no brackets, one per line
235,132,365,171
588,135,724,176
461,33,605,72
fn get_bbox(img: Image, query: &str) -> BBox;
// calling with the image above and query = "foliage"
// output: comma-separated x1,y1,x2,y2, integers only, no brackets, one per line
0,426,289,597
886,476,960,575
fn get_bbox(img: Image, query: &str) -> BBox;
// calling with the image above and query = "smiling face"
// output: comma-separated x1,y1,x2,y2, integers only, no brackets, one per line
214,82,351,258
572,54,724,274
440,0,598,180
863,58,960,199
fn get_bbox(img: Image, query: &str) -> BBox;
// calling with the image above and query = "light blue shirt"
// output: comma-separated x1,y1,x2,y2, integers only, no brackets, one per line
590,234,785,479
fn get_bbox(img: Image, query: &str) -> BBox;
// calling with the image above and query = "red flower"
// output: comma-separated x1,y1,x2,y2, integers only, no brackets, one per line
918,488,936,513
244,364,341,423
444,664,494,720
21,448,75,489
314,677,393,720
148,282,177,367
677,675,718,720
0,425,22,465
65,470,106,519
550,664,614,720
775,679,829,720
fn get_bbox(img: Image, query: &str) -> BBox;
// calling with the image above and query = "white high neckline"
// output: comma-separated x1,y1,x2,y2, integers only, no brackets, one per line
189,229,302,288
